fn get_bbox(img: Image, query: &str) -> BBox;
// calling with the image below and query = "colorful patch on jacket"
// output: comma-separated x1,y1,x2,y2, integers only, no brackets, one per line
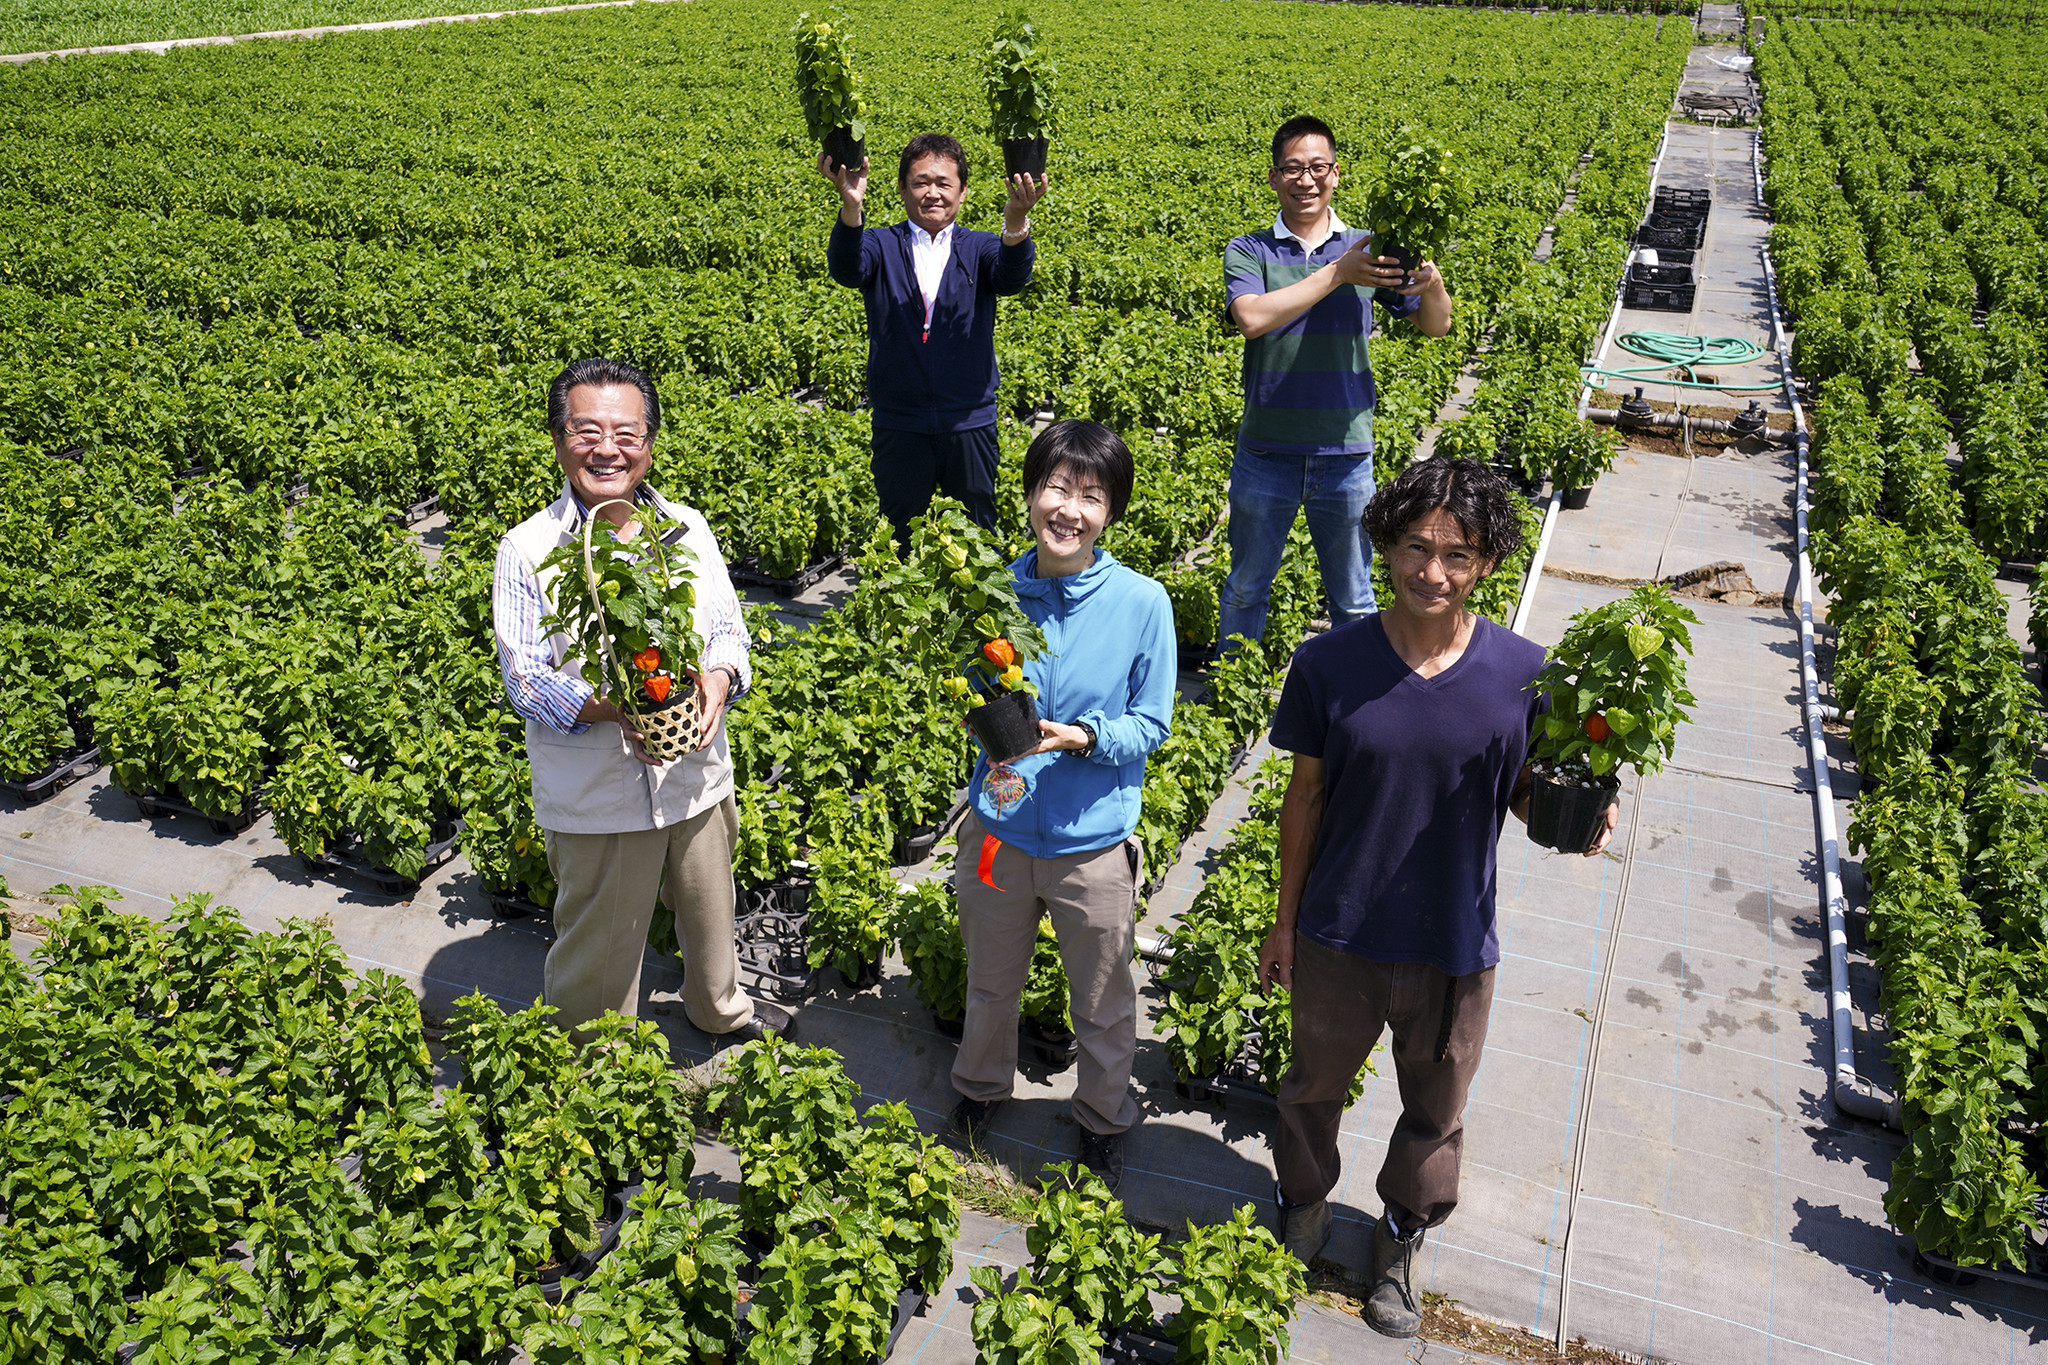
982,765,1028,818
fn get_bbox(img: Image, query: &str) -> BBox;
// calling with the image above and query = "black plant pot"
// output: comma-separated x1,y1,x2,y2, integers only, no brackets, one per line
1526,771,1619,854
1001,136,1049,179
1563,485,1593,510
1373,239,1419,283
822,127,865,174
837,953,883,993
929,1008,965,1040
967,689,1040,763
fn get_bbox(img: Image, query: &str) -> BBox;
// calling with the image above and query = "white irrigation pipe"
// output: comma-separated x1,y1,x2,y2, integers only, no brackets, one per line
1509,489,1565,638
1758,223,1900,1130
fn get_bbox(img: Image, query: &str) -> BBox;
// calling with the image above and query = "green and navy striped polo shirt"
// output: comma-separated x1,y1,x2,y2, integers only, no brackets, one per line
1223,213,1420,456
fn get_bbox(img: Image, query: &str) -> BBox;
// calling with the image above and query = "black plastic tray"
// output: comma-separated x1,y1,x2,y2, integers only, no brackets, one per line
893,793,969,867
1102,1326,1179,1364
487,887,552,921
728,547,848,599
387,490,440,527
302,820,464,894
1624,281,1697,313
1652,185,1712,220
133,785,267,836
1,744,102,805
1634,219,1704,250
1628,261,1696,287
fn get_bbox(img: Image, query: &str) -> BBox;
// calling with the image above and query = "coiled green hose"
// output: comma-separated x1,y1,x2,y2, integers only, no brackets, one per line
1584,330,1779,392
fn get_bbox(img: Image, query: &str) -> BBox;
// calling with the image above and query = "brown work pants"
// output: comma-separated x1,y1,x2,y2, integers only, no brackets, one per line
1274,933,1497,1230
951,810,1142,1136
543,796,751,1038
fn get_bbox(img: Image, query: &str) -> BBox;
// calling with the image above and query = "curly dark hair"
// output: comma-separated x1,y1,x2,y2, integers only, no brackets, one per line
1363,457,1525,569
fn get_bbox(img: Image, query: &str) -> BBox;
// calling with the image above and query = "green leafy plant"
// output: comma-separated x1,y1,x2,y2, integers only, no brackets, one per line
1026,1163,1164,1332
1361,130,1469,268
984,8,1059,141
1527,584,1699,784
565,1013,694,1186
708,1034,862,1235
969,1264,1104,1365
1167,1204,1305,1364
536,506,704,718
744,1186,901,1365
848,1101,961,1296
891,875,969,1022
793,10,869,147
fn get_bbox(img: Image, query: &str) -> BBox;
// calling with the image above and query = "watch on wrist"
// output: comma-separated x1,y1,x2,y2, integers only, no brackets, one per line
1076,721,1098,757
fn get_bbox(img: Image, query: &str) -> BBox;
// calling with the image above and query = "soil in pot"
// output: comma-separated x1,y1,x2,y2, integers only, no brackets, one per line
823,127,865,174
1001,136,1048,179
967,689,1040,763
1526,770,1619,854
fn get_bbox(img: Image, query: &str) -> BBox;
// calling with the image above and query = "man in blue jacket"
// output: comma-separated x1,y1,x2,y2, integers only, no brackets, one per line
822,133,1047,546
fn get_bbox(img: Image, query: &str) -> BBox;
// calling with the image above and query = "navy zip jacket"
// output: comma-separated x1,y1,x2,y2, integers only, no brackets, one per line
827,217,1035,433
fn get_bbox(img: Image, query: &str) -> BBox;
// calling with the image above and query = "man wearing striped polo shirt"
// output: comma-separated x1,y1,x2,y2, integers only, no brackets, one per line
1219,115,1453,651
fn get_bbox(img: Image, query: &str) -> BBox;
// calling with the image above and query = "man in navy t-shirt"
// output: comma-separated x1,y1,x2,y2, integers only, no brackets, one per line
1258,457,1617,1339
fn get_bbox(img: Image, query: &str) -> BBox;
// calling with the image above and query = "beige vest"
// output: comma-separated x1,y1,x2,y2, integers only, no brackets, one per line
501,484,736,834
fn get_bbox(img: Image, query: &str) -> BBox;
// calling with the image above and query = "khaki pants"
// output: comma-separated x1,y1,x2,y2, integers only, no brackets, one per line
1274,934,1496,1230
952,810,1142,1136
543,796,750,1038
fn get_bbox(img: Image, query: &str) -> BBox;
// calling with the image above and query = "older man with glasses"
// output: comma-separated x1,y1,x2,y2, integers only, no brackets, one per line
1218,114,1453,655
492,356,795,1046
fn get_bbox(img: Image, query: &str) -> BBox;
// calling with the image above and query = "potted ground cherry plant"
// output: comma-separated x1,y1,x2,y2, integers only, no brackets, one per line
537,501,707,763
1525,584,1698,853
868,502,1048,763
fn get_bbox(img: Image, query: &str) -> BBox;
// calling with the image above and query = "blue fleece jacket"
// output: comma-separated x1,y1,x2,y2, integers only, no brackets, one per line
827,217,1035,433
968,549,1177,858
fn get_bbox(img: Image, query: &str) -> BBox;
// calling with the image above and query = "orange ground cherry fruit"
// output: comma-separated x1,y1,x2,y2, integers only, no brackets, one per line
632,647,661,673
645,674,673,703
1585,713,1611,742
983,637,1016,670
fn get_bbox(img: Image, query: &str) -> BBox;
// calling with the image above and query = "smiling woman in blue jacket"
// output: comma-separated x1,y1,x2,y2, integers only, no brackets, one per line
946,420,1177,1191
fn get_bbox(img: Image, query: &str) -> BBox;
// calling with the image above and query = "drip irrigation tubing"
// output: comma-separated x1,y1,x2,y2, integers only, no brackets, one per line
1583,330,1780,391
1551,770,1649,1354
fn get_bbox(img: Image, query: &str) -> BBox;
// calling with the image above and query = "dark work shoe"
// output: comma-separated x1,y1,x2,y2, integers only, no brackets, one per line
1274,1182,1332,1268
1365,1215,1424,1339
721,999,797,1045
1077,1128,1125,1193
946,1097,1004,1149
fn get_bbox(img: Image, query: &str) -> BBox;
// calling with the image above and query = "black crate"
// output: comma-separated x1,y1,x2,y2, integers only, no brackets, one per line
1635,218,1704,250
302,819,464,894
133,785,267,836
1652,186,1712,220
1,744,102,806
728,547,848,599
1624,280,1697,312
1636,247,1696,267
1628,262,1696,288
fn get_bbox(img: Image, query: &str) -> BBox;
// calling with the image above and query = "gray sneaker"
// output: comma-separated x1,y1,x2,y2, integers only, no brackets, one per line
1365,1215,1424,1338
1273,1183,1332,1269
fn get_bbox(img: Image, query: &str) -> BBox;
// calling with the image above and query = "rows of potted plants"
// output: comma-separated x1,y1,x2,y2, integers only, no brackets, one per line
1760,17,2048,1275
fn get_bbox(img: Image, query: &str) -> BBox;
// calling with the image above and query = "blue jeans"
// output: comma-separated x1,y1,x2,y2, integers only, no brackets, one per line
1218,443,1377,648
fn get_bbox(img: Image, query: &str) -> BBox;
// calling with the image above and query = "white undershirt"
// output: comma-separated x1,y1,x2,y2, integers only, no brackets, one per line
910,222,955,309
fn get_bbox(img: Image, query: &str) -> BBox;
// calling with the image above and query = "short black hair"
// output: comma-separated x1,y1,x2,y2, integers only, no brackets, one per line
1363,457,1524,569
547,357,661,440
899,133,968,188
1272,114,1337,166
1022,420,1135,524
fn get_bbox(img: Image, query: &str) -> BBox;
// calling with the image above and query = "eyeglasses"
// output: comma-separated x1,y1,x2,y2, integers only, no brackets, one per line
564,426,649,455
1276,161,1336,182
